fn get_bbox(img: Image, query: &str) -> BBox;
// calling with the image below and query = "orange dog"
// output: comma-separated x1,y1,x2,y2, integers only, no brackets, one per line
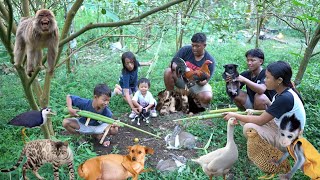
78,144,154,180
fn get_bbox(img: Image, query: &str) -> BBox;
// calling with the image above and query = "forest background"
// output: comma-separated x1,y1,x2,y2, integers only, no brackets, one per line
0,0,319,179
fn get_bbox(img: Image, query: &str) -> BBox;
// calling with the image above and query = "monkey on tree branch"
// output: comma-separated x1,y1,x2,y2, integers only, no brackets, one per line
14,9,59,76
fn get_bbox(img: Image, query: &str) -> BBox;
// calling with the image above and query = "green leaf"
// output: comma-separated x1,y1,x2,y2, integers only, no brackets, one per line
101,8,106,15
105,10,120,21
291,0,306,7
137,1,143,6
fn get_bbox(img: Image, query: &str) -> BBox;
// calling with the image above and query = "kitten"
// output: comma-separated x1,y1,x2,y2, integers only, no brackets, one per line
0,139,74,180
156,90,189,115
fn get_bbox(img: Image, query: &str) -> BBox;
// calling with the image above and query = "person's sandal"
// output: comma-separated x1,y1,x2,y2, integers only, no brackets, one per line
102,137,112,147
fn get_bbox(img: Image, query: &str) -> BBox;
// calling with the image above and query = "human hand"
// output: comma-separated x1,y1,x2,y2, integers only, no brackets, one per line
132,108,139,114
225,75,233,82
235,75,245,83
68,108,79,117
111,123,120,128
222,112,237,121
197,79,207,86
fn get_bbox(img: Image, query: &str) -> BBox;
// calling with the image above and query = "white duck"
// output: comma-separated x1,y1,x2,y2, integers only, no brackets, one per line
192,118,238,180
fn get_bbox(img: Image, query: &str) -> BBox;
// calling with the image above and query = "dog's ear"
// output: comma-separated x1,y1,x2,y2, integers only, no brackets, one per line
145,147,154,155
127,146,132,152
234,64,238,68
223,64,227,68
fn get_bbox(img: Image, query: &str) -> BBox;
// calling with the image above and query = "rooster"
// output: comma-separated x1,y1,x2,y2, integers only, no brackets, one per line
172,57,212,89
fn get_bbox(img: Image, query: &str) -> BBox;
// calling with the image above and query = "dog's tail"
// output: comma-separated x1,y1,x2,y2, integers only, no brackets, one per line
77,163,87,178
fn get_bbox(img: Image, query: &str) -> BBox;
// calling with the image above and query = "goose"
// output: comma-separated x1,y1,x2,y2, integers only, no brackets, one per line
192,117,238,180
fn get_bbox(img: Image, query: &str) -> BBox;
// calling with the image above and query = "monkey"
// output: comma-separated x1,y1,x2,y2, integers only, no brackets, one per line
222,64,240,99
272,114,320,179
14,9,59,76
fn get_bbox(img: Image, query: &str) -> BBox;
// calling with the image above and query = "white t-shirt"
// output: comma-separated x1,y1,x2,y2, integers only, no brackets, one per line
266,88,306,129
132,90,156,108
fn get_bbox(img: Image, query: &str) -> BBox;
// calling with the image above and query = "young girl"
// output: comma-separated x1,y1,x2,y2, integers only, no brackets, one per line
131,78,157,119
113,51,151,118
223,61,306,151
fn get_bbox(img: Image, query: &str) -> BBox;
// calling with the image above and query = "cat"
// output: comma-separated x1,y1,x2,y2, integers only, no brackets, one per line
156,90,189,115
0,139,74,180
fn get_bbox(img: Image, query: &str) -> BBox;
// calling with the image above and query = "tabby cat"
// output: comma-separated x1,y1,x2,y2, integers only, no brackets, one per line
0,139,74,180
156,89,189,115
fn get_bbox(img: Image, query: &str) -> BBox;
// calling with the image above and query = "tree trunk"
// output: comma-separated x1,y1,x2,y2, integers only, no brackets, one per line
294,23,320,85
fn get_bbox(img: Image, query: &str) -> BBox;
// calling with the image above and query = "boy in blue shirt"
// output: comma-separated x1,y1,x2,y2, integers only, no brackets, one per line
62,83,118,147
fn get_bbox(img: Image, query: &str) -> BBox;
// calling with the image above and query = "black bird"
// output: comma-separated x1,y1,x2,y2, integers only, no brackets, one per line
8,108,55,141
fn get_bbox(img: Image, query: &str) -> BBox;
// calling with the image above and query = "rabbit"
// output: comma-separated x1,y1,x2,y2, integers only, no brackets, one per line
165,125,196,149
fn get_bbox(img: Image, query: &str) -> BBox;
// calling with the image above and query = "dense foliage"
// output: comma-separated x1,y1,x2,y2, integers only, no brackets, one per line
0,0,319,179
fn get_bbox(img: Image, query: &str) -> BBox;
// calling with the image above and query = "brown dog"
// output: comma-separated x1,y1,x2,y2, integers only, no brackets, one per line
78,144,154,180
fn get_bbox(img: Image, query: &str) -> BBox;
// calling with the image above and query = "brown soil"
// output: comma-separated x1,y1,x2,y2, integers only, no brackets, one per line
92,112,204,168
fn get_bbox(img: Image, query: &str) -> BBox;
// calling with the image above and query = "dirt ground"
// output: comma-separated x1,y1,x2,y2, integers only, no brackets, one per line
92,112,204,168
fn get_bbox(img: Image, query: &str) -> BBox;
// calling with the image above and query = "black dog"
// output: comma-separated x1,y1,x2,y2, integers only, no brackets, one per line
222,64,240,99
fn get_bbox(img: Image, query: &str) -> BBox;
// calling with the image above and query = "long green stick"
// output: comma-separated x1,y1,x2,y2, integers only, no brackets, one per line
208,107,238,114
173,110,264,122
72,110,161,139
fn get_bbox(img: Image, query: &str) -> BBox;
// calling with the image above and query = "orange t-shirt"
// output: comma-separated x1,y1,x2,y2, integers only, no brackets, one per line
287,138,320,179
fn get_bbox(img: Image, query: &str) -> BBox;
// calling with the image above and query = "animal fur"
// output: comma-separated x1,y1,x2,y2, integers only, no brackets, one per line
0,139,74,180
222,64,240,99
156,90,189,115
78,144,154,180
14,9,59,76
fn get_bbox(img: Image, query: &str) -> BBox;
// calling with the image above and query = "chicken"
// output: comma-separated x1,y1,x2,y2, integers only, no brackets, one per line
246,128,291,179
184,60,212,83
192,118,238,180
172,57,212,89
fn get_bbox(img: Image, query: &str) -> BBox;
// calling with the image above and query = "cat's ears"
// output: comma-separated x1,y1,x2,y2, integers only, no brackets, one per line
63,141,69,146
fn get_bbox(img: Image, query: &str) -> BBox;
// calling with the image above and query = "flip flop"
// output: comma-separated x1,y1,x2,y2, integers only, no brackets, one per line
102,137,111,147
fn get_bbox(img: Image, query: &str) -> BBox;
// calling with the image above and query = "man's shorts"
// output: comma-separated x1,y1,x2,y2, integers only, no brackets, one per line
243,95,254,109
70,118,109,134
189,83,212,95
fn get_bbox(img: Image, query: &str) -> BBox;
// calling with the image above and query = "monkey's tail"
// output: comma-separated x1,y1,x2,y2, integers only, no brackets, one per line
0,148,25,172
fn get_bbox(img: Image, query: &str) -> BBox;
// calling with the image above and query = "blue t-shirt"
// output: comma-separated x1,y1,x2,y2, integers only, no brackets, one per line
119,61,140,90
174,45,216,80
266,88,306,129
70,95,112,126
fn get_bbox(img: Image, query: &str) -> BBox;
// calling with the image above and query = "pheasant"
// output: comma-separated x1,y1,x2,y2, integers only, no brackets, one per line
246,128,291,179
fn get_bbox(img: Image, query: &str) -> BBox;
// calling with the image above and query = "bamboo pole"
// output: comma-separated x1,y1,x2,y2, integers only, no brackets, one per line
208,107,238,114
69,110,161,139
173,110,264,122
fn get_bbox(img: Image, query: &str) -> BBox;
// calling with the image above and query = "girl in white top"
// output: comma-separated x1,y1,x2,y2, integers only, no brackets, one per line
131,78,157,118
223,61,306,151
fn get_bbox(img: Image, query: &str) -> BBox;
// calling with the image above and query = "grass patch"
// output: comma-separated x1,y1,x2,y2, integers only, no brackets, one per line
0,35,318,179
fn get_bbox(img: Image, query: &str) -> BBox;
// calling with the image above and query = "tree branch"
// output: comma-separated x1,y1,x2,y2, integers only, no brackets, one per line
0,1,17,34
268,12,305,34
59,0,187,47
311,51,320,58
22,0,30,17
56,0,84,64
